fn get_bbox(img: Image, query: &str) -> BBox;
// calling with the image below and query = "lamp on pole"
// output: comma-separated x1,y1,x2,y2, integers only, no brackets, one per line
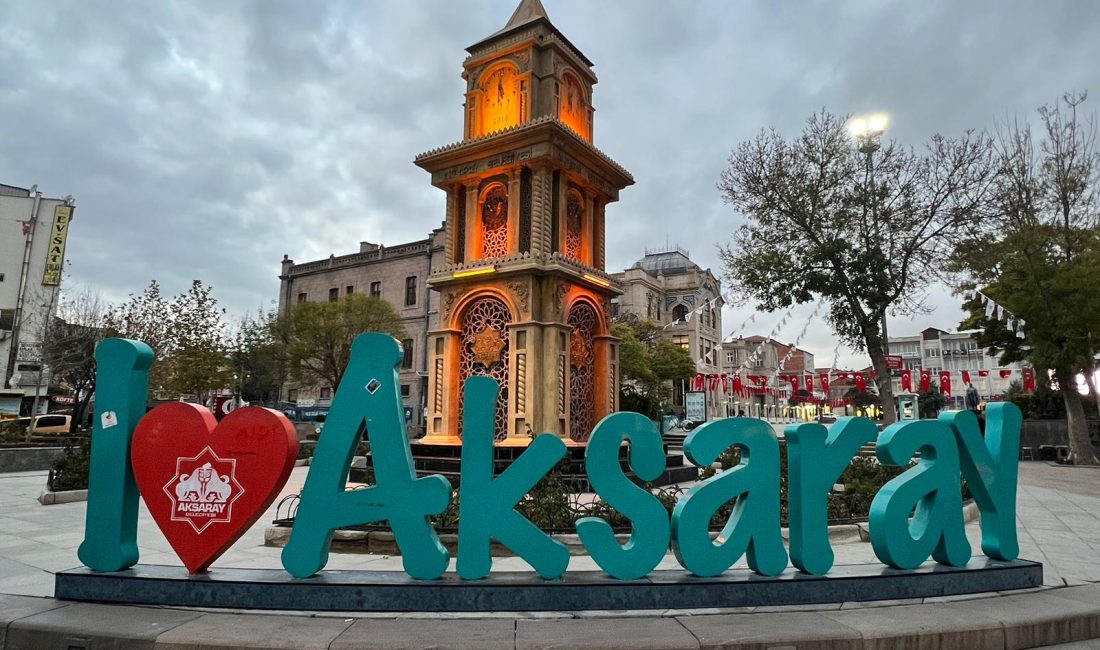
848,113,891,353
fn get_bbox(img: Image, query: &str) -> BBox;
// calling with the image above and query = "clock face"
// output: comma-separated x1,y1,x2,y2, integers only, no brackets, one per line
559,75,588,139
481,66,519,134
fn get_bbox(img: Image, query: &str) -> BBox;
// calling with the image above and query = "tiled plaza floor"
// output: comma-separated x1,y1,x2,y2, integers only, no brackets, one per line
1,460,1098,600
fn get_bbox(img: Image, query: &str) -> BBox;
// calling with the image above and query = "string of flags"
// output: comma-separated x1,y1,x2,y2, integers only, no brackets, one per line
974,291,1026,339
692,366,1038,400
664,295,723,330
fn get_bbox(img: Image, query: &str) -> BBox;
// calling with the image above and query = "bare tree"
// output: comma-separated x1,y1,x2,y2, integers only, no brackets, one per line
44,288,108,431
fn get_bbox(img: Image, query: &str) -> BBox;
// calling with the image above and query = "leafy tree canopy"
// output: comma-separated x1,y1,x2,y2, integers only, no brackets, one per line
719,110,993,423
275,294,406,392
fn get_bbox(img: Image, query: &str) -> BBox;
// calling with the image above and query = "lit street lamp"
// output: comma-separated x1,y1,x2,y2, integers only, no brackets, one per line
850,113,894,397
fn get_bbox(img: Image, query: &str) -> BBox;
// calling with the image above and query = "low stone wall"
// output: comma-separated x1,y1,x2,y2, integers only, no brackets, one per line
0,446,63,473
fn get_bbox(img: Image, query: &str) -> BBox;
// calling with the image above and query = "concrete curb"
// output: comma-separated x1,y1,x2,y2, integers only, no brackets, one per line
3,583,1098,649
36,489,88,506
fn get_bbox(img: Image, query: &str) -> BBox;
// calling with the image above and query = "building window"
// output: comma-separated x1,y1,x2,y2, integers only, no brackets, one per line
329,288,339,302
672,334,689,350
726,351,735,364
297,293,307,304
370,281,381,299
319,387,331,401
346,285,354,295
405,276,417,307
400,384,411,398
610,301,620,318
287,388,298,402
672,304,688,322
401,339,414,369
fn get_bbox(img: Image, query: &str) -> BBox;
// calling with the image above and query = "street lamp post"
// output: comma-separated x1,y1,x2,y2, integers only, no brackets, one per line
850,114,894,412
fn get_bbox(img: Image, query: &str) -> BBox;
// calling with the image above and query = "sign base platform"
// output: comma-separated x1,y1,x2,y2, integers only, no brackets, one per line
55,559,1042,612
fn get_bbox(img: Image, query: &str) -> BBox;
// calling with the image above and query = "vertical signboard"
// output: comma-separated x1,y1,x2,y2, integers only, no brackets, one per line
42,204,74,286
684,391,707,422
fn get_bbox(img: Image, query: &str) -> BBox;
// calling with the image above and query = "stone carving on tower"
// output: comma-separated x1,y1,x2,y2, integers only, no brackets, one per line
417,0,633,445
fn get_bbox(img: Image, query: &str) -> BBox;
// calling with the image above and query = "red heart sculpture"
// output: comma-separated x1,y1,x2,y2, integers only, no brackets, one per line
132,403,298,574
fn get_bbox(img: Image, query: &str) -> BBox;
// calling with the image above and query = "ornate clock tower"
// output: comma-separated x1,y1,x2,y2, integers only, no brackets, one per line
416,0,633,446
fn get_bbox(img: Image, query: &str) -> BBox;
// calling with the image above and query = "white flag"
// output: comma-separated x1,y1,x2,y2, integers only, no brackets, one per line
985,301,995,317
1006,318,1014,331
1016,330,1026,339
997,305,1005,320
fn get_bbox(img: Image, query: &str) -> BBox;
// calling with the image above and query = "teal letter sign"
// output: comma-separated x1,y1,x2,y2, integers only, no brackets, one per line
869,420,971,570
941,403,1021,560
282,334,452,580
576,412,670,580
77,338,153,573
671,418,788,577
786,417,878,575
456,377,569,580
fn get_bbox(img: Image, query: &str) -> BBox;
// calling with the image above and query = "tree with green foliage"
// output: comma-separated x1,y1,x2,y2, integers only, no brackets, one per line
229,309,286,405
718,110,994,425
274,294,406,392
953,92,1100,464
105,280,231,403
612,315,696,419
162,280,232,402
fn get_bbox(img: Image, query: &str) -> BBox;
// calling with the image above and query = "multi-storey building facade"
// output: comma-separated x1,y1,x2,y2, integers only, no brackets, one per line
888,327,1027,401
1,183,75,417
276,233,445,435
610,247,722,416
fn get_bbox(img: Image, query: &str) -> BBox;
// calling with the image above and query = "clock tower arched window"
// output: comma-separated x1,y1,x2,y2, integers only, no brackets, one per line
480,184,509,259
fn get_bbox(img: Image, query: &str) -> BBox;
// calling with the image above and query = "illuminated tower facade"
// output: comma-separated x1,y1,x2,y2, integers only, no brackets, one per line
416,0,633,445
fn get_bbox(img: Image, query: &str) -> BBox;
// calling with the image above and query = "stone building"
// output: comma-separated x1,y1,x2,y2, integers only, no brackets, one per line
610,247,723,416
276,232,445,435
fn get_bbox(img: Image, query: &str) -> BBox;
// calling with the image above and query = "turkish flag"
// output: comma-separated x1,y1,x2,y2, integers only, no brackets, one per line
1022,368,1037,392
977,370,990,378
805,375,814,393
836,371,849,380
961,370,971,385
919,369,931,393
732,375,743,394
854,373,867,391
693,374,704,391
939,371,952,396
901,369,913,392
720,374,729,392
1000,369,1012,379
789,375,800,392
820,374,830,394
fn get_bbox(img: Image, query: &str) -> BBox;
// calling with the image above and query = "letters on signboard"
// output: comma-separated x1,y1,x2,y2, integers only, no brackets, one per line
80,333,1023,581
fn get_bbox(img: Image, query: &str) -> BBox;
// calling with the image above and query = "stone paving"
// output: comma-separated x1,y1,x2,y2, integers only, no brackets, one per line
1,461,1099,648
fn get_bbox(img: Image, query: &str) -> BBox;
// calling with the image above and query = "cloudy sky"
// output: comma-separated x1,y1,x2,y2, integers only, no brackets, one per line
2,0,1099,368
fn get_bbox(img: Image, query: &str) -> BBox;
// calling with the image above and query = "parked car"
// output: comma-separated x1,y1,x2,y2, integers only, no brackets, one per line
0,414,72,436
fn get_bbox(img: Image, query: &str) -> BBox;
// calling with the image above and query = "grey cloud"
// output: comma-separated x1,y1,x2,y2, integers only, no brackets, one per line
2,0,1099,369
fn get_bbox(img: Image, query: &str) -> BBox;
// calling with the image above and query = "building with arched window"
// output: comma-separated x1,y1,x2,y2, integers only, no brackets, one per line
278,0,636,445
